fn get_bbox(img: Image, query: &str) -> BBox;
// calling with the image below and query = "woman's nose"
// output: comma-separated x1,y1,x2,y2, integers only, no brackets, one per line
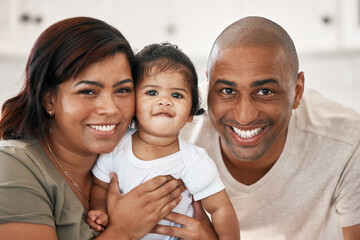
96,94,119,115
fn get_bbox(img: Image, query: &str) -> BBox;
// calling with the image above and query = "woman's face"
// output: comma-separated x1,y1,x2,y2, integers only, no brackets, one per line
47,53,135,156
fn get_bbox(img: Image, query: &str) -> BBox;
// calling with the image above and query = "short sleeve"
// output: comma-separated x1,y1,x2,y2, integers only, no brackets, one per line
0,150,55,227
92,153,115,183
92,128,134,183
180,142,225,201
334,142,360,227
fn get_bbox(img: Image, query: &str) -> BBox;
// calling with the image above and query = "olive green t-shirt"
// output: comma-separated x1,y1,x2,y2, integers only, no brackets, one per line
0,138,97,239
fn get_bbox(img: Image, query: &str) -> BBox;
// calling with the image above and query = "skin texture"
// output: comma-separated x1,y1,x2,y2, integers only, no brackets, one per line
133,70,193,160
0,53,187,240
45,53,135,158
207,46,304,186
88,69,239,239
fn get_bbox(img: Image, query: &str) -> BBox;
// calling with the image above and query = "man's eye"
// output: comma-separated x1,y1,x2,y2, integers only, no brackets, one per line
172,92,183,99
146,90,158,96
221,88,234,95
257,88,272,95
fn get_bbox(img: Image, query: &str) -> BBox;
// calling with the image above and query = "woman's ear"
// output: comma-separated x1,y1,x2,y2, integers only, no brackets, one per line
43,90,55,116
293,71,305,110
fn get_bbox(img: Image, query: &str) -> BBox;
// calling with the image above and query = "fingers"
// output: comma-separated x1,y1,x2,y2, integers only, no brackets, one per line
139,175,183,197
107,172,121,198
86,211,107,232
193,200,209,221
163,211,193,226
151,223,190,239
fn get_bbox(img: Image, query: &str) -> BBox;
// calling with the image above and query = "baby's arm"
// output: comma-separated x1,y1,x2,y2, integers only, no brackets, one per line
87,176,110,232
201,189,240,240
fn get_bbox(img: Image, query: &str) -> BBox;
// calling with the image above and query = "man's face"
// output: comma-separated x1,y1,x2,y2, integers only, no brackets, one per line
207,46,303,162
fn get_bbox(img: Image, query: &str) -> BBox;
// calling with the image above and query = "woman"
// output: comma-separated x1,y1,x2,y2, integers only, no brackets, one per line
0,17,216,239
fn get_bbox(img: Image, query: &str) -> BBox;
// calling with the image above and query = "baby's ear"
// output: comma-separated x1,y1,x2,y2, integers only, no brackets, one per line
187,115,194,123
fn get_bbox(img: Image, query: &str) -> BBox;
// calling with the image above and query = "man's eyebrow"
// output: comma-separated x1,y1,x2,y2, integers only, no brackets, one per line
214,79,237,87
251,79,279,87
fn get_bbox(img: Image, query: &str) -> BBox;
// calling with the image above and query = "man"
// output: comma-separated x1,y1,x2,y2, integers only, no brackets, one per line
181,16,360,239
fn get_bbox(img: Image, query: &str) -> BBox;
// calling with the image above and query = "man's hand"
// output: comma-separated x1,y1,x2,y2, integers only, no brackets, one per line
152,200,218,240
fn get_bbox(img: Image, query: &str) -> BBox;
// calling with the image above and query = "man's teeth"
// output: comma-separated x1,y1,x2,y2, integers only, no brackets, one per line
90,125,116,132
231,126,264,139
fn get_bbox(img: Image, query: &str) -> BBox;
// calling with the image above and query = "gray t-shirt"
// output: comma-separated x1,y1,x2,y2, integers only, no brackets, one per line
180,87,360,240
0,138,97,240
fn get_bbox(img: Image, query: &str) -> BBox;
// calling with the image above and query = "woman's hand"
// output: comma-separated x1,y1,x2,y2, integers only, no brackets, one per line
152,201,218,240
98,173,185,240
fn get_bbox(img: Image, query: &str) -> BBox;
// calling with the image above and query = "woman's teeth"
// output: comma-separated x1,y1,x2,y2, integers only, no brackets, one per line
231,126,264,139
90,124,116,132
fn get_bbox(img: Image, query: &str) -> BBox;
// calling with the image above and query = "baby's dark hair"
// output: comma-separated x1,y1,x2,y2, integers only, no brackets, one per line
134,42,204,116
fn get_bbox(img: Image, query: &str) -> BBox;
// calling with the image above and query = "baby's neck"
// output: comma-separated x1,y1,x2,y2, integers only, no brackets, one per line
132,131,180,161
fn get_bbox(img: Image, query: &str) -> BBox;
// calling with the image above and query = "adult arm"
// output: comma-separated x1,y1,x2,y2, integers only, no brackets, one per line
96,173,185,240
152,200,218,240
0,223,57,240
343,224,360,240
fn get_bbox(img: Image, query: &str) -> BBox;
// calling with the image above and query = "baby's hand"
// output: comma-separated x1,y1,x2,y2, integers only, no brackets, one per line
86,209,109,232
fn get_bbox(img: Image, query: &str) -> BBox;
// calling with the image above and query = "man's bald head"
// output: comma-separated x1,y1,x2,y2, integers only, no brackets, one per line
208,16,299,79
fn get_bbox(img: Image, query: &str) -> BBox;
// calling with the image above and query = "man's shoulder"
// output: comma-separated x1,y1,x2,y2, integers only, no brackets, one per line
295,88,360,145
180,111,217,148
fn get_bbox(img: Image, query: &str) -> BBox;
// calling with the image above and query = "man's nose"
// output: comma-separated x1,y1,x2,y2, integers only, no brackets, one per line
233,96,259,125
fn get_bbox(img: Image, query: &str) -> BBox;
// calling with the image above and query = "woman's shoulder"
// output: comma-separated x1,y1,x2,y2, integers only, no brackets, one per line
0,138,46,163
0,138,40,151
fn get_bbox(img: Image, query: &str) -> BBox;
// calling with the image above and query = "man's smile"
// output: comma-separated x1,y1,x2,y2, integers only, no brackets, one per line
231,126,265,139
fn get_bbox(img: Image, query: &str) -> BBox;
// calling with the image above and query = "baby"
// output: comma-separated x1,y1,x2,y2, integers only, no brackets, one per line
87,43,239,239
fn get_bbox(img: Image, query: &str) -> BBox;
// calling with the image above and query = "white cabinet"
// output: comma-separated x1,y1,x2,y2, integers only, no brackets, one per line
0,0,117,56
1,0,359,56
339,0,360,50
237,0,339,54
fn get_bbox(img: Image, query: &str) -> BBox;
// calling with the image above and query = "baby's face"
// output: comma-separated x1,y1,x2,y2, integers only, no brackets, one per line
135,70,193,138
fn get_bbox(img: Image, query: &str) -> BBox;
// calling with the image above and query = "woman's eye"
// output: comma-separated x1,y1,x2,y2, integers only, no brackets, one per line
79,89,95,95
146,90,158,96
257,88,272,96
172,92,183,99
221,88,234,95
116,88,131,94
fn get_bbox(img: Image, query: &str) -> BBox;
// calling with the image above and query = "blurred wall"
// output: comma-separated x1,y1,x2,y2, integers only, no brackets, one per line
0,0,359,113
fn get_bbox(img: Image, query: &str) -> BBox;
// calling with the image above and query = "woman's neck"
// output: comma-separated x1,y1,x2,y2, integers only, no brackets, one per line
39,135,95,210
132,130,179,160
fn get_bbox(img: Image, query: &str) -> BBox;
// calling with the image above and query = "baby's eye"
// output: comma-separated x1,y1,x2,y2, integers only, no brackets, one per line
172,92,183,99
256,88,272,96
221,88,234,95
146,90,158,96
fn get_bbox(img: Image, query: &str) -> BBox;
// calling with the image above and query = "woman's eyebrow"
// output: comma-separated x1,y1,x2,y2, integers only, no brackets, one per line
75,80,103,87
113,79,133,87
74,79,133,88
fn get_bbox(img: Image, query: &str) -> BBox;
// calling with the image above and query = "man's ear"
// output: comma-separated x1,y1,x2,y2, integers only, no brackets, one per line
42,90,55,115
293,72,305,109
